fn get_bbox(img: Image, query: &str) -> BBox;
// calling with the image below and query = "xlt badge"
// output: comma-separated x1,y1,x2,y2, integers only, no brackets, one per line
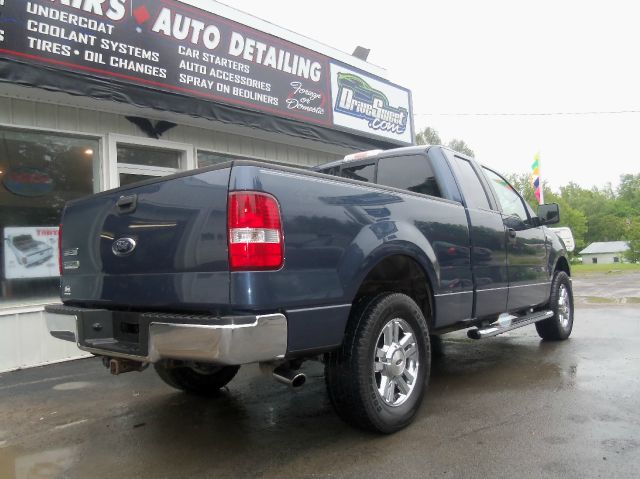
112,237,137,257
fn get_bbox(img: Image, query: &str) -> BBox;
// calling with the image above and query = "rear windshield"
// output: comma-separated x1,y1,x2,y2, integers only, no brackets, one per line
377,155,442,198
321,162,376,183
319,156,443,198
341,163,375,183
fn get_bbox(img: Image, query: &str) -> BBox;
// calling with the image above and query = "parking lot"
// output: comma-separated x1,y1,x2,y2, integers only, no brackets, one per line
1,272,639,478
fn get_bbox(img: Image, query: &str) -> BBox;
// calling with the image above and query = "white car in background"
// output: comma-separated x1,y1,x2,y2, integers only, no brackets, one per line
549,227,575,252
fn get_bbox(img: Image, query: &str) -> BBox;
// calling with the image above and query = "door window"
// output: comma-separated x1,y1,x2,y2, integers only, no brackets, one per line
483,168,529,223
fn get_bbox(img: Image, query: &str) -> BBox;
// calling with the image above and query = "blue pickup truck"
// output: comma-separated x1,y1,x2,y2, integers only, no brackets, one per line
45,145,572,433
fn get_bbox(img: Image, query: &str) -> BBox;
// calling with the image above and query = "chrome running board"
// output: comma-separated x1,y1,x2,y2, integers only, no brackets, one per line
467,310,554,339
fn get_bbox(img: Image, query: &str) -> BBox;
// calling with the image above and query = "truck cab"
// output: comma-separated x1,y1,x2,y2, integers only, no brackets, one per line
317,146,568,325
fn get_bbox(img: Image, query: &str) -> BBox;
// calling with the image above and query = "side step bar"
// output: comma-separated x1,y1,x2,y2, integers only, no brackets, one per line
467,310,554,339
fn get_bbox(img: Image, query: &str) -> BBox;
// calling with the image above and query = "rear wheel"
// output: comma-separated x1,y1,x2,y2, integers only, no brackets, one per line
154,361,240,395
325,293,431,433
535,271,574,341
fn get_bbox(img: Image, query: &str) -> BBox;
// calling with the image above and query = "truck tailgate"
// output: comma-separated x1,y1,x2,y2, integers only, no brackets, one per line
60,166,231,312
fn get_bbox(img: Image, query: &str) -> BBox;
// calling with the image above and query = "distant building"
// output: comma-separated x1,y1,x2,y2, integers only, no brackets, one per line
579,241,630,264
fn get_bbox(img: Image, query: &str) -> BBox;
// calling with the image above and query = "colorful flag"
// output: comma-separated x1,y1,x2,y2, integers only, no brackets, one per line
531,153,544,204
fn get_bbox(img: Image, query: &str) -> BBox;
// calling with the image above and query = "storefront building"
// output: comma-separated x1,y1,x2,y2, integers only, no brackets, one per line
0,0,414,372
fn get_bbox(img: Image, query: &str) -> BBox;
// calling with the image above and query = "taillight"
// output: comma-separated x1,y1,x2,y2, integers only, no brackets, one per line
228,192,284,271
58,223,63,276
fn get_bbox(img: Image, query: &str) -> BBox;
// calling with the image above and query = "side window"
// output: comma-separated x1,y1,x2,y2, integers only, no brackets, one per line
341,163,375,183
377,155,442,198
483,168,529,222
453,158,491,209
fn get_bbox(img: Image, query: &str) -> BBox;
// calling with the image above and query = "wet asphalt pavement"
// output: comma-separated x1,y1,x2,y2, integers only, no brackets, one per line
1,273,639,478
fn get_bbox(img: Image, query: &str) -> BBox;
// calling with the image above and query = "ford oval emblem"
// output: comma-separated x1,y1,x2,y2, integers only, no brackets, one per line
112,237,137,257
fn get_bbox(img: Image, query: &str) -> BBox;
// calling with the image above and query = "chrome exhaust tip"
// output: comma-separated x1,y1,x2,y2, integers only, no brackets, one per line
260,362,306,389
273,367,306,389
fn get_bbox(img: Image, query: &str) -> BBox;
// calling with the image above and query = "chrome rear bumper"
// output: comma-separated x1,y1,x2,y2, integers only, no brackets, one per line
44,305,287,365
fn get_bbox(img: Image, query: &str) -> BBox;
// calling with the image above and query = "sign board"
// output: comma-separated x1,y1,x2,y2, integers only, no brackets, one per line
0,0,332,126
2,167,55,197
3,226,59,279
0,0,413,145
330,63,413,144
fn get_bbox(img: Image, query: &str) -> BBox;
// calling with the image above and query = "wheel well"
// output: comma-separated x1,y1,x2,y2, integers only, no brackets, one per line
555,256,571,276
352,255,434,326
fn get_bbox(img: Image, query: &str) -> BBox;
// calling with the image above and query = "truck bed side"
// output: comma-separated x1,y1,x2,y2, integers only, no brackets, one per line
229,162,473,354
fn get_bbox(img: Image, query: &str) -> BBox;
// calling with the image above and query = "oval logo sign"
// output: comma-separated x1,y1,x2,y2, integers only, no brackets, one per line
112,237,137,257
2,167,54,197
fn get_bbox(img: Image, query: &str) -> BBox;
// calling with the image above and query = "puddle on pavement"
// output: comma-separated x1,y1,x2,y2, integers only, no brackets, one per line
428,339,583,393
0,446,77,479
52,381,92,391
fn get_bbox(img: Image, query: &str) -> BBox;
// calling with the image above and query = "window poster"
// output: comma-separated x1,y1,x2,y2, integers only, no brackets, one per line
3,226,60,279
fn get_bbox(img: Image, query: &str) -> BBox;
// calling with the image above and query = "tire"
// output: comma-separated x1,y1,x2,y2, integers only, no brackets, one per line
154,361,240,395
535,271,574,341
325,293,431,434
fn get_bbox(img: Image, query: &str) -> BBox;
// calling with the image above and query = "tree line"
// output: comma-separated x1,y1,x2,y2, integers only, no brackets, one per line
416,127,640,261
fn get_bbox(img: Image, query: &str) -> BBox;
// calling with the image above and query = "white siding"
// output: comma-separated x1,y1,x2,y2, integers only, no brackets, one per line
1,98,340,167
0,308,91,373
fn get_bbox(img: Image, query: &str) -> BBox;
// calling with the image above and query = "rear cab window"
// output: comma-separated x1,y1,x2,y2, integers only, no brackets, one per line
341,163,376,183
317,150,460,201
377,155,443,198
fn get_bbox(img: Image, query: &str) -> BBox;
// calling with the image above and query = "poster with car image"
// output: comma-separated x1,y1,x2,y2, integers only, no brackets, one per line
3,227,59,279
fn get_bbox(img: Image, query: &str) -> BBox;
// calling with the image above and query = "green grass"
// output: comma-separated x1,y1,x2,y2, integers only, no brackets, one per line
577,296,640,304
582,296,617,304
571,263,640,276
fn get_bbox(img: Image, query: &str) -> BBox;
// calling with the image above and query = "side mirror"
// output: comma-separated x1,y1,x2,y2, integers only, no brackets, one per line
538,203,560,225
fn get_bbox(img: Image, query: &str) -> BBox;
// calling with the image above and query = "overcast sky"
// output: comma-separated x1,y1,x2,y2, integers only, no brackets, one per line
226,0,639,190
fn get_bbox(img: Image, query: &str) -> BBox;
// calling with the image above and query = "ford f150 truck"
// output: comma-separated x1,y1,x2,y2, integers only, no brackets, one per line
45,145,573,433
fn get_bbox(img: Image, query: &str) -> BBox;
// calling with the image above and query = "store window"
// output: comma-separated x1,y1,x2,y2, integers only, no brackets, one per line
116,145,182,187
117,145,181,169
0,128,99,308
109,135,193,189
197,151,245,168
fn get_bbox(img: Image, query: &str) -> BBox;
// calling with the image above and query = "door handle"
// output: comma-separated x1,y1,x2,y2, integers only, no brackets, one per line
507,228,517,239
116,194,137,214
